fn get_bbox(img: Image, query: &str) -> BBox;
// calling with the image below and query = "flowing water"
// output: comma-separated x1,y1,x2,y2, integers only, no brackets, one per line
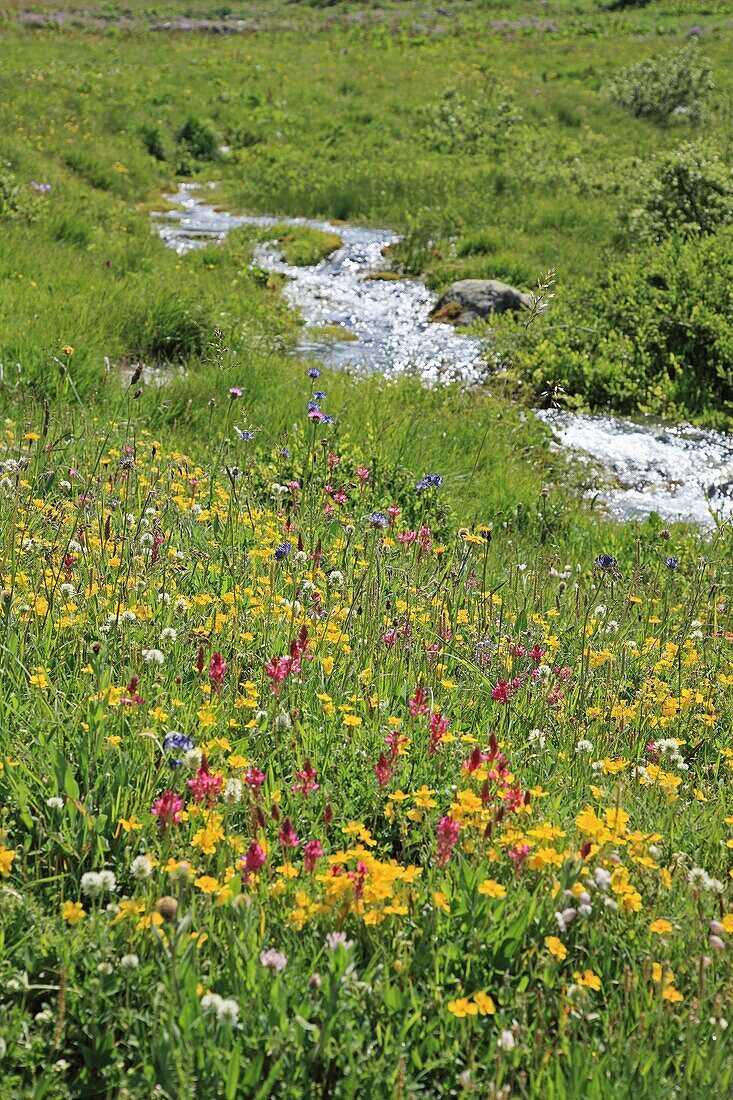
154,185,733,528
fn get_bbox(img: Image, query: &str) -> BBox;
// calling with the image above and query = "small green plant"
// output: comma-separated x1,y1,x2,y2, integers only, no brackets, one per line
605,42,713,123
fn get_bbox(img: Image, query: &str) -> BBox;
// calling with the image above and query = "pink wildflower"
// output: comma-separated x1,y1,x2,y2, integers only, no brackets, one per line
151,790,184,831
436,816,461,867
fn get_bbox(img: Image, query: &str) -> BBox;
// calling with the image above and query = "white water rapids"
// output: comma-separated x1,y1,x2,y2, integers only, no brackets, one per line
154,185,733,528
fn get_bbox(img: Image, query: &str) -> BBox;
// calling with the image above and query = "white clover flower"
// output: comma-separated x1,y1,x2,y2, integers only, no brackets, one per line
130,855,154,880
555,907,577,932
81,872,103,897
59,583,76,600
157,591,172,605
120,954,139,970
528,728,546,748
173,597,189,614
46,796,64,810
97,962,113,975
497,1030,516,1052
326,931,354,952
688,867,711,890
142,648,165,665
160,627,178,643
201,993,224,1014
328,570,344,587
222,777,243,805
260,948,287,971
121,610,137,623
67,541,83,554
593,868,612,891
215,998,240,1025
139,532,154,548
294,550,308,564
184,748,203,771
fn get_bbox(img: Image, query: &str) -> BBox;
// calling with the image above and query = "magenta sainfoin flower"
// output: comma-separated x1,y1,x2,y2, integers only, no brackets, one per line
436,815,461,866
229,387,243,399
187,759,223,806
245,766,266,792
491,678,516,704
292,759,319,796
151,790,184,831
429,712,449,755
375,751,394,788
241,841,267,881
408,686,429,718
278,817,300,849
303,838,324,872
209,653,226,692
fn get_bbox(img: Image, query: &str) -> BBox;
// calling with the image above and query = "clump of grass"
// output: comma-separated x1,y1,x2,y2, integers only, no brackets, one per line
121,294,214,363
274,225,342,266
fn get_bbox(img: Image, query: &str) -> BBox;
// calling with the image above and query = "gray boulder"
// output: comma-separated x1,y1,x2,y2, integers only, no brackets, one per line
429,279,532,325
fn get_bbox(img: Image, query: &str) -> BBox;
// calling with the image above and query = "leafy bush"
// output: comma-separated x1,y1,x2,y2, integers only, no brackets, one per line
515,227,733,422
140,122,168,162
605,42,713,123
174,116,219,176
0,163,36,222
624,143,733,241
421,73,523,154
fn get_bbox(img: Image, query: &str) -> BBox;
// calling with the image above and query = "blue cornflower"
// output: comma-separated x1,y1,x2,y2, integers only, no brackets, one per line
368,511,388,529
280,448,291,459
313,390,326,401
416,473,443,491
665,556,679,570
307,401,321,413
274,542,292,561
164,732,195,752
594,554,617,571
168,758,184,770
234,427,255,441
307,367,321,379
322,415,334,424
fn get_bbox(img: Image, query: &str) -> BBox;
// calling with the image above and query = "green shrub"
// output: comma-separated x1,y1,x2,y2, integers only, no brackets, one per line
0,163,36,222
140,122,168,162
421,73,523,154
174,116,219,176
624,143,733,241
605,42,713,123
514,227,733,423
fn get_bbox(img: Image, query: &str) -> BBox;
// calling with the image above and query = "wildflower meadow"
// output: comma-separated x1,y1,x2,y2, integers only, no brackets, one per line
1,1,733,1097
1,367,732,1096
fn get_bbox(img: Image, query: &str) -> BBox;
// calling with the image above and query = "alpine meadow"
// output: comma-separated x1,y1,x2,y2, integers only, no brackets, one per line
1,2,733,1097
